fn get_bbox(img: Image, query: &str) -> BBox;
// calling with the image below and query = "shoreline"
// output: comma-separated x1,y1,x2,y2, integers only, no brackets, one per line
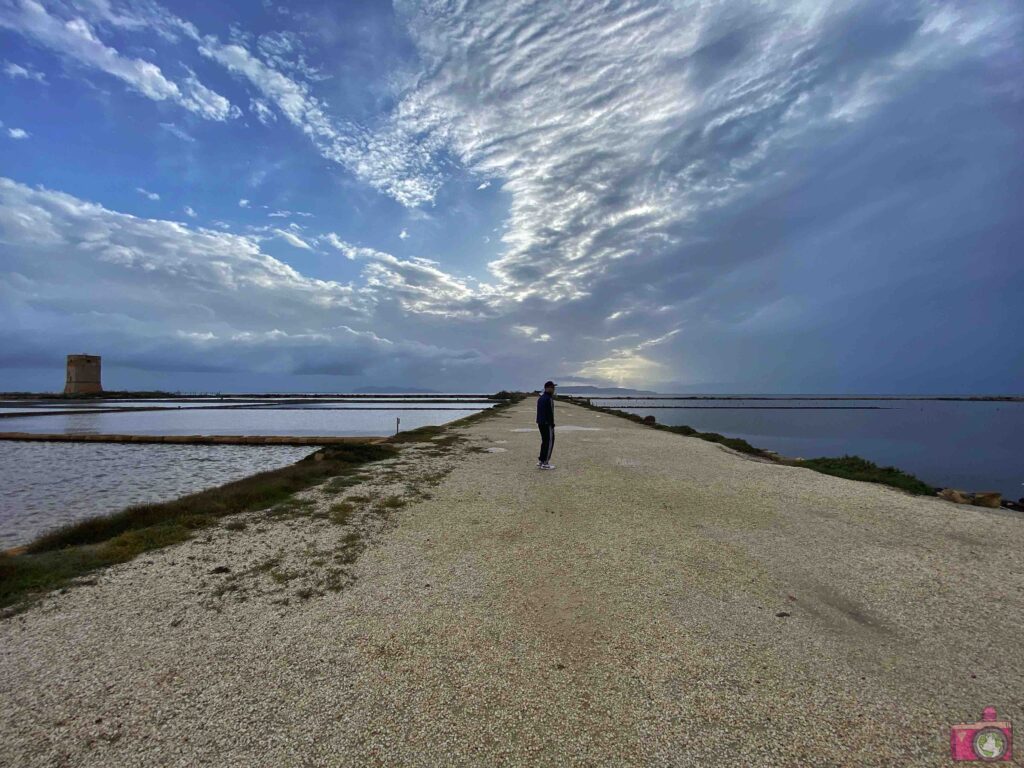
2,396,1023,765
0,395,525,612
0,432,388,445
3,390,1021,402
562,395,1024,512
2,389,1019,610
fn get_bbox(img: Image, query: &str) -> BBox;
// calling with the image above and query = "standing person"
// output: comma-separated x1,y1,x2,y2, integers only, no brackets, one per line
537,381,556,469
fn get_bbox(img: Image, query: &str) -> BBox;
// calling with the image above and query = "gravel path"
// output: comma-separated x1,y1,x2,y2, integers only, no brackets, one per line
2,400,1022,767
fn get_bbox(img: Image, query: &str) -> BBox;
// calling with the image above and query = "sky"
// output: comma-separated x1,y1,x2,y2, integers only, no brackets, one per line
0,0,1021,394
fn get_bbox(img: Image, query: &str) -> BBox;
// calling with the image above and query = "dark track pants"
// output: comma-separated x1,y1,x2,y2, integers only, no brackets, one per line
538,423,555,463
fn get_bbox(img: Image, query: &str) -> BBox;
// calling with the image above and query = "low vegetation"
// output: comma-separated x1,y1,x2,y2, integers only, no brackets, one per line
796,455,936,495
2,390,526,614
387,392,528,445
0,442,396,612
562,396,937,496
329,501,356,525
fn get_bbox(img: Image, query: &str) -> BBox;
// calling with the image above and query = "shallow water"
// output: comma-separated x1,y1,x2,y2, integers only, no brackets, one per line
592,397,1023,498
0,442,315,548
0,406,489,437
0,402,491,546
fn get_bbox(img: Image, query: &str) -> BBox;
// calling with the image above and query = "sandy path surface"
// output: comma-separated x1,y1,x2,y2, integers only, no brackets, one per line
2,400,1022,767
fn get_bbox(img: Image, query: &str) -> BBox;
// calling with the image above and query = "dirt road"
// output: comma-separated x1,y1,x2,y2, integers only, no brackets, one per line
2,399,1022,766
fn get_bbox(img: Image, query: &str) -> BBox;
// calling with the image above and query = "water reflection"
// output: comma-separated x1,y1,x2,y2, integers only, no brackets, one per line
0,442,314,548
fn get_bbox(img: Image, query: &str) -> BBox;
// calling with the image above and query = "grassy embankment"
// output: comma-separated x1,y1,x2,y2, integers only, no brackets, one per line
562,396,936,496
0,392,526,612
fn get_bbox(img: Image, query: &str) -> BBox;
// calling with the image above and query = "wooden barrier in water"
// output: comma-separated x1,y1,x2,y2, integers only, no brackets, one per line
0,432,388,446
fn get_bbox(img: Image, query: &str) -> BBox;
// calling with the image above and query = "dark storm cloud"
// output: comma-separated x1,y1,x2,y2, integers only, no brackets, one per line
0,0,1021,391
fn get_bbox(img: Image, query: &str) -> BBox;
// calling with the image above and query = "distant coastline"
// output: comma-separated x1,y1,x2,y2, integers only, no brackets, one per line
1,390,1021,402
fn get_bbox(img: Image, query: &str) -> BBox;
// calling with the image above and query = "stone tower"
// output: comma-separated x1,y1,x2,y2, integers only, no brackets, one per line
64,354,102,395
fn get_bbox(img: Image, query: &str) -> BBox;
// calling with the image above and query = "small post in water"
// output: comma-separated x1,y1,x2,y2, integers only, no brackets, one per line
396,416,400,435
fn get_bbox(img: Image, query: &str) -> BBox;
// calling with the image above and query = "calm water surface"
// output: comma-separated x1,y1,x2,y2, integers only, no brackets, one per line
592,397,1023,498
0,442,314,548
0,406,489,436
1,401,491,546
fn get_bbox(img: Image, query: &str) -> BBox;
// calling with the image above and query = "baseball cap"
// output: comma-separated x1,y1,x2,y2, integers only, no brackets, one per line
544,380,557,388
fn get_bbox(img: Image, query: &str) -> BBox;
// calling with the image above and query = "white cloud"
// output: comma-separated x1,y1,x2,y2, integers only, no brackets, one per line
323,232,355,258
272,228,311,249
250,97,276,124
9,0,444,207
399,229,409,240
378,0,1022,326
255,30,330,83
183,205,197,218
0,1,1019,391
0,176,485,379
193,32,442,207
7,128,30,139
238,198,250,208
512,325,551,343
323,233,495,317
135,187,159,201
159,122,195,142
0,0,233,120
3,60,46,82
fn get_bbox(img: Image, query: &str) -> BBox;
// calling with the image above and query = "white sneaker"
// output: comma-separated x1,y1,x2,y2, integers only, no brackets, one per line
541,463,555,470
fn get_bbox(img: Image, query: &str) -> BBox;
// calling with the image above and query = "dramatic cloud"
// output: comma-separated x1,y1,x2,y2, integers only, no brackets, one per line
323,235,495,318
376,0,1023,386
272,228,311,250
194,32,441,207
0,0,1020,392
0,0,233,119
3,60,46,82
159,122,195,142
0,178,484,382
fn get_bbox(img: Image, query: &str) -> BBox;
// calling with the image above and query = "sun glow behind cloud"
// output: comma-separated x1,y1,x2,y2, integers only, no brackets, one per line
0,0,1021,392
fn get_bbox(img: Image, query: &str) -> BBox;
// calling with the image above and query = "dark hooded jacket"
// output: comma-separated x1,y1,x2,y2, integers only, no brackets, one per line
536,392,555,425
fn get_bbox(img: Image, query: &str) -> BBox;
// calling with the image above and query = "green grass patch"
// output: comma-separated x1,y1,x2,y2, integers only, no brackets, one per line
326,475,366,493
376,495,407,512
692,431,762,456
388,424,447,443
323,568,348,592
329,501,356,525
796,455,936,495
335,531,365,564
0,442,397,612
268,497,316,519
269,568,299,584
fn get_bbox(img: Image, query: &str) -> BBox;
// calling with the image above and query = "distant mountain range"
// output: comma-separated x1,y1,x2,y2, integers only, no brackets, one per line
556,386,659,396
351,384,660,395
